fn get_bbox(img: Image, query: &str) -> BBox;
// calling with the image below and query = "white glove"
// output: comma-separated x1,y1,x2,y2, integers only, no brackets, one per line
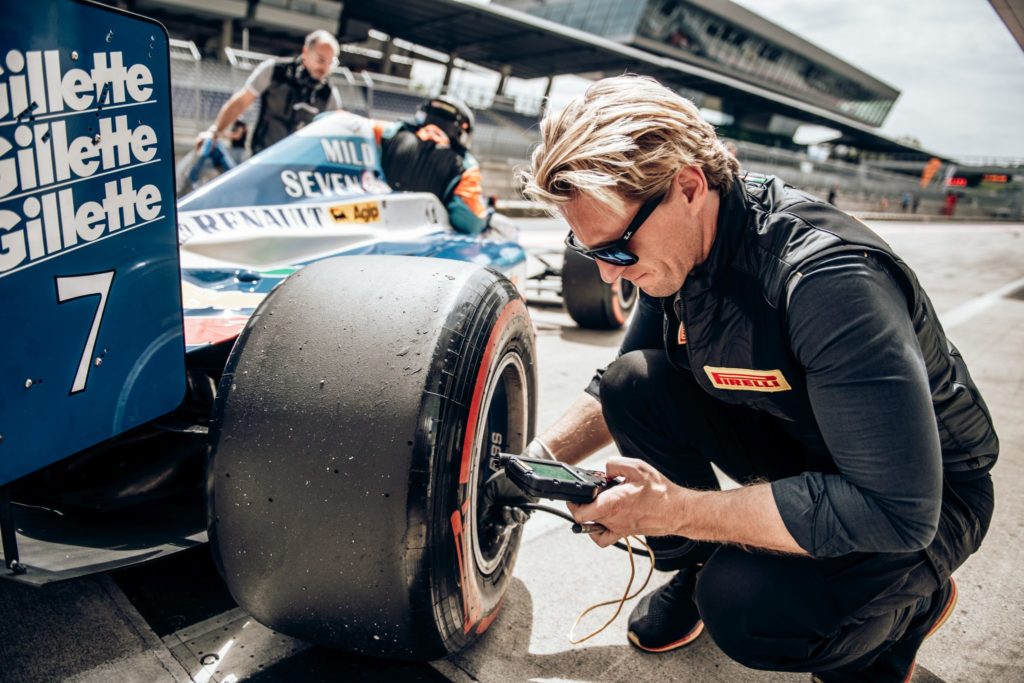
194,125,218,152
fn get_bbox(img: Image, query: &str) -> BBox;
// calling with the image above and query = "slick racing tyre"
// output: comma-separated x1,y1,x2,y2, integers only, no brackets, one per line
207,256,536,660
562,247,638,329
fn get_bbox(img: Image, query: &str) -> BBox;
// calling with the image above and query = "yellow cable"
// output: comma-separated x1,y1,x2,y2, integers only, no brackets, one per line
567,535,655,644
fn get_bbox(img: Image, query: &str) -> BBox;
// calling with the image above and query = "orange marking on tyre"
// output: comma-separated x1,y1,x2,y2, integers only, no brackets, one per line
458,299,527,484
450,507,482,632
453,297,528,636
476,596,505,634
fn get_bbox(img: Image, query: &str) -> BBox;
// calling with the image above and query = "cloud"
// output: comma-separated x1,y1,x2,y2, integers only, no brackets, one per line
732,0,1024,158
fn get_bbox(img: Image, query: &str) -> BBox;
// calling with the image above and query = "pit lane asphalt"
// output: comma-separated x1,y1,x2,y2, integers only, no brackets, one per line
1,219,1021,683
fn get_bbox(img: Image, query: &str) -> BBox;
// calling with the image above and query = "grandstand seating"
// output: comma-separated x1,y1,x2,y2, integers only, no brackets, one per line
473,109,502,127
136,0,246,21
167,42,540,164
164,41,1013,218
365,89,424,120
491,109,543,134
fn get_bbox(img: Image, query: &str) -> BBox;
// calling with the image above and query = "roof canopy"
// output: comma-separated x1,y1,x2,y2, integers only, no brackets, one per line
341,0,934,156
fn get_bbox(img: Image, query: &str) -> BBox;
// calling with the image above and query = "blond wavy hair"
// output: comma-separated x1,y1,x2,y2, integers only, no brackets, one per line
520,75,739,213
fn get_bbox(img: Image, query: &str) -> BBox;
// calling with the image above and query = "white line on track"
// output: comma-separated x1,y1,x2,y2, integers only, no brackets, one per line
941,275,1024,330
876,227,1024,235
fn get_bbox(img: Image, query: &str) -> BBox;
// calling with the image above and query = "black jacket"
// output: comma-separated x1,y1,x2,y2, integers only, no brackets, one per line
376,122,487,234
594,174,997,480
252,58,335,153
591,174,998,561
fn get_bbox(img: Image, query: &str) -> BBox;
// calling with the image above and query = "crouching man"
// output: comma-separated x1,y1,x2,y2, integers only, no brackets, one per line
518,75,997,682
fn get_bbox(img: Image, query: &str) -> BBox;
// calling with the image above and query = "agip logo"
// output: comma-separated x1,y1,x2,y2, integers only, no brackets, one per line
328,200,381,224
0,49,164,276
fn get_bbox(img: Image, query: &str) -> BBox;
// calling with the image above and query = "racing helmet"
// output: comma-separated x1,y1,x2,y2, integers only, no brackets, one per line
416,95,475,149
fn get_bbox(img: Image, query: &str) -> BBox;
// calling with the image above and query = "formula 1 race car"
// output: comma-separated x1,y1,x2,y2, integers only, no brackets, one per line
182,120,637,332
2,0,534,661
530,246,639,329
175,111,528,352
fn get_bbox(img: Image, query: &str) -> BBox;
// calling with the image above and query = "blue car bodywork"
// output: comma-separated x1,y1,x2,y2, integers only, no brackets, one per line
0,0,526,584
176,112,526,350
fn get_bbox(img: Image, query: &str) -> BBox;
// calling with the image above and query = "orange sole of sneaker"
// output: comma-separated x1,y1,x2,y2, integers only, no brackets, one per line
627,620,705,653
903,577,959,683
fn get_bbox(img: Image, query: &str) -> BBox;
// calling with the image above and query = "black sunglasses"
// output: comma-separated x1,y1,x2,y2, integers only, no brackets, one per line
564,190,667,266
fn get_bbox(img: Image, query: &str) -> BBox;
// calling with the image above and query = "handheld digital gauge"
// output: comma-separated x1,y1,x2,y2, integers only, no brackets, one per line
498,454,621,504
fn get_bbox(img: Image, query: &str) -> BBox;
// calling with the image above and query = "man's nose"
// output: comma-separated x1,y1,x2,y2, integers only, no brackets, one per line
595,259,625,284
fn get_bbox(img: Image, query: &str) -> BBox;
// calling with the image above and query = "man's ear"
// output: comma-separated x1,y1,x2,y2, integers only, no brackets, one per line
674,167,709,215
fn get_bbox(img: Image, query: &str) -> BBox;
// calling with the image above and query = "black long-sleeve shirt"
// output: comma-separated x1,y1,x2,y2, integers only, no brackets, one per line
587,253,943,557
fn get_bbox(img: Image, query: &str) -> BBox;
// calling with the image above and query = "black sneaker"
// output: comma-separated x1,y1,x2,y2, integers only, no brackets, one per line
811,576,958,683
627,566,705,653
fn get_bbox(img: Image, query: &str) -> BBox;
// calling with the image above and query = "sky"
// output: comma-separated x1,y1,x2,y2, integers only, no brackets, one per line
729,0,1024,161
413,0,1024,162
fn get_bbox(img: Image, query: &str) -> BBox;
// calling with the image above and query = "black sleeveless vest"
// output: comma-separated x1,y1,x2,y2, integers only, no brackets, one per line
252,58,334,153
667,174,997,480
379,123,465,200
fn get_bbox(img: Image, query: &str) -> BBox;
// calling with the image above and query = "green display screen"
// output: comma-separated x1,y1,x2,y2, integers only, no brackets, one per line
527,461,584,483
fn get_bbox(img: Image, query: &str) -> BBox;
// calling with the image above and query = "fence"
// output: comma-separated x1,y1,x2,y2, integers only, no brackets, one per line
733,141,1022,219
163,43,1021,219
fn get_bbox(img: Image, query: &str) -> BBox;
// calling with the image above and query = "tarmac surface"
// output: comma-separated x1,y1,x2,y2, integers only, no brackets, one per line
2,218,1022,683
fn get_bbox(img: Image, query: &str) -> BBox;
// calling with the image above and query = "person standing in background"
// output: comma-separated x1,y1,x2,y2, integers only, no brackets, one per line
196,30,343,155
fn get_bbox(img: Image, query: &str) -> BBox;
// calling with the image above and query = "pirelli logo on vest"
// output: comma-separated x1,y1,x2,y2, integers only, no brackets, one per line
704,366,792,392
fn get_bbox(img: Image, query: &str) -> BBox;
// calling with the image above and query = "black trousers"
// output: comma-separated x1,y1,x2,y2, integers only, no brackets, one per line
600,350,994,674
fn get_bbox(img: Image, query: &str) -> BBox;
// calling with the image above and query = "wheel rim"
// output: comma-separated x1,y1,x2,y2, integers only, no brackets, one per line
617,278,638,311
470,352,529,576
